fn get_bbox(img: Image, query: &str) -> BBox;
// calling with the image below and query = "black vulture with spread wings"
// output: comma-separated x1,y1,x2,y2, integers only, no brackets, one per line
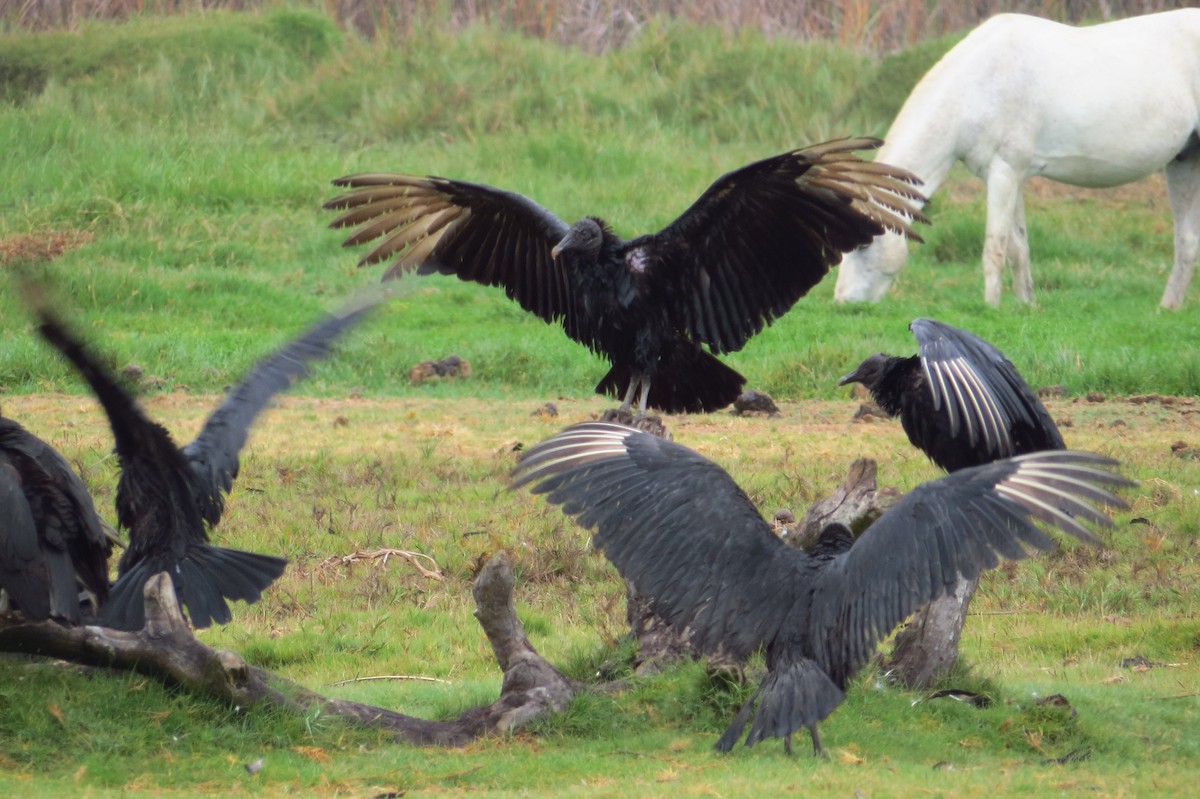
512,421,1131,756
326,137,926,414
838,318,1064,472
0,413,112,622
31,295,379,631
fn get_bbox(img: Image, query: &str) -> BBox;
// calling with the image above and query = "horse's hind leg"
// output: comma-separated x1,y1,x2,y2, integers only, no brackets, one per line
982,161,1024,308
1162,143,1200,310
1008,191,1035,305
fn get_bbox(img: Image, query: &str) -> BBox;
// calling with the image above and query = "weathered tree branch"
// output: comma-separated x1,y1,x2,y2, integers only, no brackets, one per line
884,575,981,689
0,553,577,746
789,457,901,548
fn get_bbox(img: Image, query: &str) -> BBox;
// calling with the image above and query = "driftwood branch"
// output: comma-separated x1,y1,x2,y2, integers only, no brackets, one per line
885,575,981,689
789,457,901,548
0,553,576,746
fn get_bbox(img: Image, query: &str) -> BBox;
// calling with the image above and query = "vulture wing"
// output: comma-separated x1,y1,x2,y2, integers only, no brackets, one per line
512,421,808,660
806,451,1131,687
0,420,112,606
325,176,595,346
182,293,380,527
627,138,927,354
910,318,1065,462
0,456,54,619
33,307,209,549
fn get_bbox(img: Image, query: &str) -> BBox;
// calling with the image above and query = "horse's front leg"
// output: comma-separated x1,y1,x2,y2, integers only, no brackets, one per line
1162,150,1200,310
982,161,1024,308
1008,191,1035,305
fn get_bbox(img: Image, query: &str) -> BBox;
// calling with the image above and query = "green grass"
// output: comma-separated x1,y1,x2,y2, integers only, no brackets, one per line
3,9,1197,402
1,392,1196,798
0,8,1198,798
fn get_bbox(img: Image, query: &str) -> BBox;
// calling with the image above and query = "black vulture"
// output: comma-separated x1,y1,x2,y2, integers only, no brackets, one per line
31,295,379,631
0,414,112,622
325,137,927,414
838,318,1065,473
511,421,1131,756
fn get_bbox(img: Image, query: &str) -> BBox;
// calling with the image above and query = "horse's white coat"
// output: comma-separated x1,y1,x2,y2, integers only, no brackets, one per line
833,11,1200,309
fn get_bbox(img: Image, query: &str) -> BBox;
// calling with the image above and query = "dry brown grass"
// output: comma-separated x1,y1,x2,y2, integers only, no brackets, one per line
0,228,94,268
4,0,1194,51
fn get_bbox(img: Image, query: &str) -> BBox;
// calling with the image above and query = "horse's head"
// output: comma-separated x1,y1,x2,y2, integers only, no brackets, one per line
834,231,910,303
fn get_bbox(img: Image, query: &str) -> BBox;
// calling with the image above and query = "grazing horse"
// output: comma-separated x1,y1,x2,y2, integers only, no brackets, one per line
833,11,1200,309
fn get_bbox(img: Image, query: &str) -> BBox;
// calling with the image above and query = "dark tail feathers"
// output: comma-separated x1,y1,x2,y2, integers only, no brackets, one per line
100,545,287,631
596,346,745,414
716,659,844,751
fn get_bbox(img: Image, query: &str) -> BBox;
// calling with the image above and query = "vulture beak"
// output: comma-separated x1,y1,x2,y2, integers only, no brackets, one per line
551,229,576,260
837,367,862,386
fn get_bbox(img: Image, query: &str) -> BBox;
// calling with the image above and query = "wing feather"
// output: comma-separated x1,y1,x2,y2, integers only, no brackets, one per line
908,319,1065,471
327,174,591,343
180,292,382,526
512,421,804,659
630,137,926,355
808,451,1131,686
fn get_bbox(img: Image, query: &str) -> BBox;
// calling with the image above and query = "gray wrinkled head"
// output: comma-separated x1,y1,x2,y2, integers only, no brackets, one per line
838,353,890,390
551,217,605,261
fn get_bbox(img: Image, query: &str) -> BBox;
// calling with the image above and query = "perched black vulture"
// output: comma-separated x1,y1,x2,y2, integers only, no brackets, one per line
0,414,112,622
511,421,1131,756
326,137,927,414
839,318,1065,472
31,295,379,631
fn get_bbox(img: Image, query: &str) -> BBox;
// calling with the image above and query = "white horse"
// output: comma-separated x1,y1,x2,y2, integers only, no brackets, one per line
834,11,1200,309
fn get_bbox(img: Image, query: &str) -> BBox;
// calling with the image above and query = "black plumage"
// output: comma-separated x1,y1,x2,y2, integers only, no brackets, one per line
839,318,1065,472
32,296,378,631
326,137,926,414
0,415,112,622
512,421,1131,755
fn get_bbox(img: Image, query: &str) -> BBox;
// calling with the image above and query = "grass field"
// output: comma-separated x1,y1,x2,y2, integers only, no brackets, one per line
1,7,1198,798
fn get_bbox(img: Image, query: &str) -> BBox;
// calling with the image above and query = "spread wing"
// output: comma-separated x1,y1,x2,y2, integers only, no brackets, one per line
910,318,1065,462
325,175,595,345
511,421,809,660
626,137,927,354
807,451,1131,687
181,293,381,526
32,305,205,548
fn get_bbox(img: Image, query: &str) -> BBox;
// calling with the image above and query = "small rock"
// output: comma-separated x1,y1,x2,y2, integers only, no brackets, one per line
532,402,558,419
1119,655,1163,670
599,408,670,440
847,383,872,401
1086,391,1106,403
332,415,349,428
1037,384,1068,399
120,364,144,382
852,402,889,422
1170,440,1196,459
409,355,471,385
732,390,780,416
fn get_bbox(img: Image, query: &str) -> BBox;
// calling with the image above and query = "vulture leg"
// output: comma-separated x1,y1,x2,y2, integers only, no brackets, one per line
617,380,639,414
634,379,652,416
809,724,829,759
